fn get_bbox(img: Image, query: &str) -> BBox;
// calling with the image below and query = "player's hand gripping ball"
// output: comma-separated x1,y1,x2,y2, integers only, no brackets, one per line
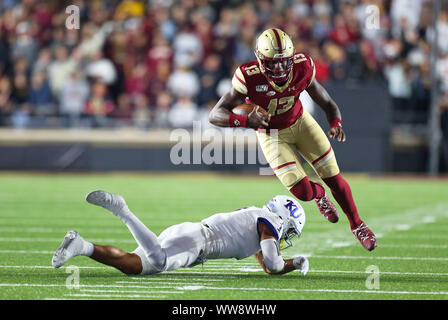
232,104,270,129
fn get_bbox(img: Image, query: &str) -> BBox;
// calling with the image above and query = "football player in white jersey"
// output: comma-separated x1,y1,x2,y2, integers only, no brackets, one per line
52,190,309,276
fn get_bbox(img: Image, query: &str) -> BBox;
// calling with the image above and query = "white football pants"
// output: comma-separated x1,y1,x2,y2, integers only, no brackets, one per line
132,222,209,275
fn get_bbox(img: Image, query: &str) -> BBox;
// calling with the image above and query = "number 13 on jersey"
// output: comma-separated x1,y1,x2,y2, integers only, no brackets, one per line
267,96,295,116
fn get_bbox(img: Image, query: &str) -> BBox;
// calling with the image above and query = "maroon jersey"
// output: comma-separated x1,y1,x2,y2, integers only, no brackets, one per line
231,53,316,130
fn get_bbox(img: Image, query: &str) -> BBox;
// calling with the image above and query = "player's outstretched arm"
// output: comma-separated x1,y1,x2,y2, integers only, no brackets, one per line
306,78,346,142
256,221,307,275
253,250,299,275
209,88,270,129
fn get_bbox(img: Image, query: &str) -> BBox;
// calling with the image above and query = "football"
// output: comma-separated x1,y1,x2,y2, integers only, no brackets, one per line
232,104,268,116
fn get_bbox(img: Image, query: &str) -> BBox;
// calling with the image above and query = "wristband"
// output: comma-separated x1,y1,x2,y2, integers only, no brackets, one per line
229,113,248,127
292,256,305,269
330,118,342,128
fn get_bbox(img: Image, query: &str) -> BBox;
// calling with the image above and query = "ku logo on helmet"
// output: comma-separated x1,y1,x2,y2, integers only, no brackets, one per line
284,200,302,219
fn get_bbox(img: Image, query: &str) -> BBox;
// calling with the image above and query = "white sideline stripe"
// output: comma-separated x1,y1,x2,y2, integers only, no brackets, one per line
204,287,448,296
309,270,448,276
376,244,448,249
129,277,225,282
137,274,240,279
2,249,447,262
0,265,107,269
0,266,242,278
80,289,184,294
0,250,53,254
0,283,198,290
2,265,446,277
309,255,448,261
2,283,448,296
116,281,214,286
380,235,448,239
0,226,131,234
65,293,167,299
194,264,259,269
165,270,250,275
0,237,137,244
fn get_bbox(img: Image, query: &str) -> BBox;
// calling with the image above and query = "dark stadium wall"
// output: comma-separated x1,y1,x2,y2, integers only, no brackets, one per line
0,82,419,173
311,82,392,173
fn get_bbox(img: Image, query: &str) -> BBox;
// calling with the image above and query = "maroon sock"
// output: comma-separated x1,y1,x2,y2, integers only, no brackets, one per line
322,173,362,229
290,177,326,201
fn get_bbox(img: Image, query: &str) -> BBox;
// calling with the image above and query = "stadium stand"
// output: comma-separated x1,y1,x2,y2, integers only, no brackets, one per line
0,0,447,172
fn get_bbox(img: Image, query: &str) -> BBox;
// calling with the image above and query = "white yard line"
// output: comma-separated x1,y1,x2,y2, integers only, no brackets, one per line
376,244,448,249
381,234,448,239
2,249,447,262
308,255,448,261
155,270,250,275
3,238,442,248
0,237,137,244
0,265,107,269
0,250,54,254
309,270,448,276
4,282,445,297
0,283,193,290
116,280,215,286
128,277,225,282
179,286,448,296
64,293,167,299
2,264,446,277
80,289,184,294
0,265,448,283
0,226,130,234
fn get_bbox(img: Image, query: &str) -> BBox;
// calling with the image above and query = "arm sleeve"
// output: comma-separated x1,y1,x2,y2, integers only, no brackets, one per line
260,238,285,273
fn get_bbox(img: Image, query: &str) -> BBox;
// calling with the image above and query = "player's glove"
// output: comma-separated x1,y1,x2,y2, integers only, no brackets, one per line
293,256,309,276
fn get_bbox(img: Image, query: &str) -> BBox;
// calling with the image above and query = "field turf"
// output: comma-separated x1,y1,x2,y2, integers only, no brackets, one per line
0,172,447,300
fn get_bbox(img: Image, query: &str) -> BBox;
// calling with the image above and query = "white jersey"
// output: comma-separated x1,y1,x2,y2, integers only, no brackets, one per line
132,206,284,275
201,206,284,260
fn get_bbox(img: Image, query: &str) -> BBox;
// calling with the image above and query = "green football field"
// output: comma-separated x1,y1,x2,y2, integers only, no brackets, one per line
0,172,447,300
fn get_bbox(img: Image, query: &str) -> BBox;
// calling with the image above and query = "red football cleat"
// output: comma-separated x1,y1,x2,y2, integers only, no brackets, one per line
315,186,339,223
352,222,377,251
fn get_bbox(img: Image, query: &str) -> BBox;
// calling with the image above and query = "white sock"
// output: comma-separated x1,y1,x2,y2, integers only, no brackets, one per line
78,236,94,257
118,206,165,263
82,241,94,257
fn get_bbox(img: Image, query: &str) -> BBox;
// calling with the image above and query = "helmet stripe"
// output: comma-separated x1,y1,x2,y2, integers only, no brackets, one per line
271,28,283,53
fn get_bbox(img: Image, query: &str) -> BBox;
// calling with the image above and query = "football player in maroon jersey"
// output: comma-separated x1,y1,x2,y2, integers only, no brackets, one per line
209,28,377,251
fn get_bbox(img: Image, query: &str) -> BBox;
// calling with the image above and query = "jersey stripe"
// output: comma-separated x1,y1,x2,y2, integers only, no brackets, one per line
307,56,316,88
232,67,248,95
234,67,246,84
232,77,248,95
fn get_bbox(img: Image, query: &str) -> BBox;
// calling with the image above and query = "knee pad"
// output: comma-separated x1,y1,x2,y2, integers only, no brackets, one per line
132,246,167,275
146,250,167,273
280,171,300,189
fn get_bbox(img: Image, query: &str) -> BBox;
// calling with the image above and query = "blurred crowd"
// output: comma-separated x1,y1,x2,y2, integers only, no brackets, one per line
0,0,447,130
